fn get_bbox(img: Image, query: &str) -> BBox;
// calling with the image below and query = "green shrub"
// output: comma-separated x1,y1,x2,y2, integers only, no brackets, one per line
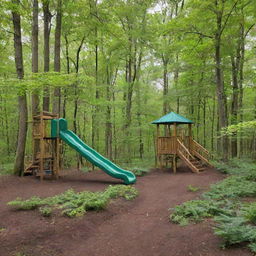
187,185,200,192
248,242,256,253
214,215,256,247
242,202,256,224
105,185,138,200
203,176,256,200
8,196,44,210
39,206,52,217
8,185,138,218
170,200,227,225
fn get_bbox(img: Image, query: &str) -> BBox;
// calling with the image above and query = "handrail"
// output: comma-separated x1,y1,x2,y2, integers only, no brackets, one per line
177,139,194,160
192,140,209,155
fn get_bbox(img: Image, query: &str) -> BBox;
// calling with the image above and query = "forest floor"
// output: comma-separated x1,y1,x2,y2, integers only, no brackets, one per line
0,166,253,256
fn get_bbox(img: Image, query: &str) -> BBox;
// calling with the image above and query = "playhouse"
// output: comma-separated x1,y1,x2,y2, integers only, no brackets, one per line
25,111,136,184
152,112,211,173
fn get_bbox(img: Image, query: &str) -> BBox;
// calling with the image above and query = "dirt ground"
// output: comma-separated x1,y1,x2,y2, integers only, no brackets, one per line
0,166,253,256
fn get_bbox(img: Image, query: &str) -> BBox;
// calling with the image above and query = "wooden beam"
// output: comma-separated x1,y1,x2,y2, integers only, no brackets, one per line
188,123,192,151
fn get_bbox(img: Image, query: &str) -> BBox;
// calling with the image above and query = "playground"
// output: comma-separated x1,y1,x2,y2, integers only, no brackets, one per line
0,166,252,256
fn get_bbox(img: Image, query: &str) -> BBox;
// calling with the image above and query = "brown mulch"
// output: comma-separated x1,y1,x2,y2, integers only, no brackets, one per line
0,167,253,256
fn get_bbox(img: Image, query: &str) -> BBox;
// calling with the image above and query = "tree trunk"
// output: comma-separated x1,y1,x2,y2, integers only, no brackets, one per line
92,36,99,151
162,56,169,115
31,0,39,115
12,0,28,176
230,55,239,157
43,0,51,111
53,0,62,115
215,10,228,160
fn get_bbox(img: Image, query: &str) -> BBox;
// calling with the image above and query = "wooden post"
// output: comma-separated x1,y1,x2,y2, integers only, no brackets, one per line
172,155,177,173
173,123,177,152
173,123,177,173
156,124,160,168
188,123,192,152
39,112,44,181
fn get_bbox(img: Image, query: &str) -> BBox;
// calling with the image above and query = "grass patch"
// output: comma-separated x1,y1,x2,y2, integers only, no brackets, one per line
170,158,256,253
8,185,138,218
187,185,200,192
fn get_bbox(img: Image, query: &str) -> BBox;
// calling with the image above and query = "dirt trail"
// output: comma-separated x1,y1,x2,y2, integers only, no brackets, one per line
0,167,252,256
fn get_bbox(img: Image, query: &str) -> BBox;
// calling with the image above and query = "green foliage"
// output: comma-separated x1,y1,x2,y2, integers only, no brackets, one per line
203,176,256,200
187,185,200,192
8,196,43,210
39,206,52,217
242,203,256,224
170,160,256,253
8,185,138,218
170,200,227,225
129,167,151,177
214,215,256,248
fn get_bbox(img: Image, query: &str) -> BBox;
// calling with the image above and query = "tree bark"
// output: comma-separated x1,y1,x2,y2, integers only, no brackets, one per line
31,0,39,115
53,0,62,115
215,6,228,160
230,55,239,157
12,0,28,176
43,0,51,111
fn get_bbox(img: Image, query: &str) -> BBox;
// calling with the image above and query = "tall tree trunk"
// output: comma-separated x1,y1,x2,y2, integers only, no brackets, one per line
12,0,28,176
31,0,39,115
162,56,169,115
43,0,51,111
238,24,245,157
105,65,113,160
53,0,62,115
230,55,239,157
63,35,70,118
215,9,228,160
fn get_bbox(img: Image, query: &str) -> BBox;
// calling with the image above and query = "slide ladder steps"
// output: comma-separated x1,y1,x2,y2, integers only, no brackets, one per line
177,139,205,173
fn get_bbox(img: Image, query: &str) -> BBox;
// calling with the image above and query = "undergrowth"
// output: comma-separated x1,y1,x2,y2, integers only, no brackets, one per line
8,185,138,218
170,158,256,253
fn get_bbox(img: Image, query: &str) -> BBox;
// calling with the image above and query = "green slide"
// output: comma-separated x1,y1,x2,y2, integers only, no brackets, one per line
51,118,136,185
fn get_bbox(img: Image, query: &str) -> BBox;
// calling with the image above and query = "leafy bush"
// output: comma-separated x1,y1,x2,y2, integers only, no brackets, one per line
105,185,138,200
8,196,44,210
170,200,227,225
203,176,256,200
170,160,256,253
214,215,256,247
187,185,200,192
242,202,256,224
8,185,138,218
39,206,52,217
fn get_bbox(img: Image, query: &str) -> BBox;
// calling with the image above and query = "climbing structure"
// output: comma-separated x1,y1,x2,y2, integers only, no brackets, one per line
152,112,211,173
25,111,61,180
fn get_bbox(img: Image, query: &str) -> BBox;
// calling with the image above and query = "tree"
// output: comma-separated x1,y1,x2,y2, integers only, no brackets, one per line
53,0,62,115
12,0,28,175
31,0,39,115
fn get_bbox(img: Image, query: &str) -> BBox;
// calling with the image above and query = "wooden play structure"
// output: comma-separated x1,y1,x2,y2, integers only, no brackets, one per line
25,111,61,180
152,112,211,173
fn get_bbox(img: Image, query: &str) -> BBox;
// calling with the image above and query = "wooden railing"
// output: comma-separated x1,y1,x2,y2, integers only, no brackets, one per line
177,139,199,173
177,139,194,160
157,136,177,154
191,140,211,165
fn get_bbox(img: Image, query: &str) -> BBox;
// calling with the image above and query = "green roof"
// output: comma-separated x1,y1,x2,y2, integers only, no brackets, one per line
151,112,193,125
